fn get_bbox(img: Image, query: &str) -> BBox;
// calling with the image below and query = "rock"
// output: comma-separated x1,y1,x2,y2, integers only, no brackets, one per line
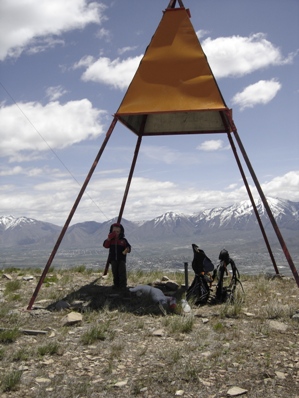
114,379,128,387
198,378,211,386
36,377,51,384
61,312,82,325
243,312,255,317
2,274,12,280
152,328,165,337
202,318,209,324
275,371,286,380
292,314,299,322
23,275,34,281
268,320,288,332
227,386,248,396
201,351,212,358
165,281,179,290
175,390,184,396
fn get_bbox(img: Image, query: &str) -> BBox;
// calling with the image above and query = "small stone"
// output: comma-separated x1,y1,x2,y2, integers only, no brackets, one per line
2,274,13,280
175,390,184,396
227,386,248,396
43,359,54,365
201,351,212,358
114,379,128,387
199,378,211,386
152,329,165,336
23,275,34,281
36,377,51,384
61,312,82,325
243,312,255,317
268,320,288,332
275,371,286,380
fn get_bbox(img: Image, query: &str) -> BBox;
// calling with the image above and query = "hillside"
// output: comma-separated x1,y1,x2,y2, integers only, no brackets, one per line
0,268,299,397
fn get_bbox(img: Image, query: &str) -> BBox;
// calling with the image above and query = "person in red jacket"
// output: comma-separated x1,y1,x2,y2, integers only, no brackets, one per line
103,223,131,290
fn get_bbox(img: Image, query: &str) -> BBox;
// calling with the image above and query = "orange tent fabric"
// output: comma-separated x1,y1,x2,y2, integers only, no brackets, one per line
116,7,230,135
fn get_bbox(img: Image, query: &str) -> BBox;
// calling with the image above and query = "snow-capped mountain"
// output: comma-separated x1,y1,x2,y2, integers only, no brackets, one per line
0,215,37,230
0,197,298,250
0,216,61,247
190,197,299,232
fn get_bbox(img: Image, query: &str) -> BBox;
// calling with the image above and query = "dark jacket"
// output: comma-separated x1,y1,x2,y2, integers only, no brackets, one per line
103,223,131,262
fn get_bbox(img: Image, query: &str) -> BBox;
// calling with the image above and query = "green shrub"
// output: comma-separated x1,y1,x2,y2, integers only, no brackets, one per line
164,315,194,334
81,323,109,345
1,370,22,392
13,348,30,361
0,328,20,344
4,279,21,294
37,342,60,356
73,265,86,273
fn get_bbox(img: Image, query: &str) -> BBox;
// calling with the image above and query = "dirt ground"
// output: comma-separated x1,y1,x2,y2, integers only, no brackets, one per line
0,269,299,397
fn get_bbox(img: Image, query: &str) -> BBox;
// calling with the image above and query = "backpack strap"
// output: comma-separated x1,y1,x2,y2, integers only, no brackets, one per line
228,258,244,294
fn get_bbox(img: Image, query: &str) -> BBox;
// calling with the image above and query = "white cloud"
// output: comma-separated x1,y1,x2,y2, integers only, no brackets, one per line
79,55,143,90
201,33,296,78
0,0,107,60
231,79,281,110
0,166,45,177
2,169,299,225
96,27,111,41
26,37,65,55
117,46,138,55
140,146,180,165
261,171,299,202
196,140,224,151
140,145,203,166
0,99,107,159
73,55,95,69
46,86,68,101
196,29,210,40
0,166,23,176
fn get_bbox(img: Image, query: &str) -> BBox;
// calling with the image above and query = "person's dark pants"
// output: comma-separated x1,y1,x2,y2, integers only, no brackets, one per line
111,260,127,289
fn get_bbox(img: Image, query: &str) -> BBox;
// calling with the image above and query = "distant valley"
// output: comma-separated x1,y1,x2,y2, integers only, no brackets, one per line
1,197,298,278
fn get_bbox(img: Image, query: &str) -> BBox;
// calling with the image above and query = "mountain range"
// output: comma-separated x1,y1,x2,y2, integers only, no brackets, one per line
1,197,299,273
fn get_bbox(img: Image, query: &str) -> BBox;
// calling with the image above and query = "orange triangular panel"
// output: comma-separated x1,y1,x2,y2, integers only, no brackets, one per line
115,7,230,135
116,7,227,114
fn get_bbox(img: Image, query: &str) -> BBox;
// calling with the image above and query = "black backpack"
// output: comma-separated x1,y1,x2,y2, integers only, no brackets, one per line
213,249,244,303
186,244,215,305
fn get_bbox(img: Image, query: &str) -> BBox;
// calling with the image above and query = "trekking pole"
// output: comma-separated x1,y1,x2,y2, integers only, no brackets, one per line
184,262,189,290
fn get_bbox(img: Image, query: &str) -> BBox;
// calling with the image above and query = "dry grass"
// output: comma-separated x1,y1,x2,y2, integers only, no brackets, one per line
0,268,298,397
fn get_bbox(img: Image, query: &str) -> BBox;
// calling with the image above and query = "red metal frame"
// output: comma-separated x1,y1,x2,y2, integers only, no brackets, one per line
103,132,143,276
27,117,118,310
27,2,299,309
27,108,299,310
167,0,185,9
225,111,299,287
226,131,279,274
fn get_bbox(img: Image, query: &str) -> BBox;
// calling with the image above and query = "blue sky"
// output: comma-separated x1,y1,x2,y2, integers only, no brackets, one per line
0,0,298,226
